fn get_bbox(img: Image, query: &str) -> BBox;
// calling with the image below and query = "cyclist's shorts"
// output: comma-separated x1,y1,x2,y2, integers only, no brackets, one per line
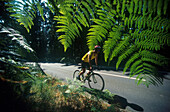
81,61,90,69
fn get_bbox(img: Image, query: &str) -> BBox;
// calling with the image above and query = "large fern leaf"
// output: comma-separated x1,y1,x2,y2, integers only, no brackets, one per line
6,0,50,32
86,0,169,86
55,0,98,51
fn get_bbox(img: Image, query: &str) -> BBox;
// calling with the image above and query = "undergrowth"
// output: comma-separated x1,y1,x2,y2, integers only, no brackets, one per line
28,77,119,112
0,63,122,112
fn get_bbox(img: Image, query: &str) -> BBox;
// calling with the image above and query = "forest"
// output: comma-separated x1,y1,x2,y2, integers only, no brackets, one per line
0,0,170,112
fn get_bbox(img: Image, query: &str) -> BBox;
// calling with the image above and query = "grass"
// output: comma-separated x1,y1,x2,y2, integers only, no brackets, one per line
27,76,118,112
0,63,127,112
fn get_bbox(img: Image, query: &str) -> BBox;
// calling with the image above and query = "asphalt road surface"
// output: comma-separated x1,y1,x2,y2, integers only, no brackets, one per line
40,63,170,112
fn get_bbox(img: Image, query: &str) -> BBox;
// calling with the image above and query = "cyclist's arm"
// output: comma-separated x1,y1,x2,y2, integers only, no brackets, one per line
88,54,92,70
95,54,98,66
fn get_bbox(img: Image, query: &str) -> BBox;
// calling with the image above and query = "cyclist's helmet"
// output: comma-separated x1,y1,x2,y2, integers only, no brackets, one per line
95,45,101,49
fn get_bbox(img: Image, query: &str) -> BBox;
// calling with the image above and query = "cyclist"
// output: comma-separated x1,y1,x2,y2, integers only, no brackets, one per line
77,45,101,80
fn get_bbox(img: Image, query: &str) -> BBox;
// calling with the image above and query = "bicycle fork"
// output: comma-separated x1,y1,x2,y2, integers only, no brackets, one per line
92,75,97,83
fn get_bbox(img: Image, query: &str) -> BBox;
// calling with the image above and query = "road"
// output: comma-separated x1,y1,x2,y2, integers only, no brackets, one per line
40,63,170,112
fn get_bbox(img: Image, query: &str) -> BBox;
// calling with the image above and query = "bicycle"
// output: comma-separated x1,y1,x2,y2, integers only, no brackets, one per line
73,68,105,91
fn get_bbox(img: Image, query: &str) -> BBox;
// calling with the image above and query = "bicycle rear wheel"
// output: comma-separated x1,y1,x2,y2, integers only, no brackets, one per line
73,70,84,80
88,73,105,91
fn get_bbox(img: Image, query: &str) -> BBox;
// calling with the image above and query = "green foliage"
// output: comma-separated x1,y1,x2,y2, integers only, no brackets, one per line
0,24,49,111
8,0,170,87
27,77,117,112
0,24,46,84
6,0,52,32
53,0,97,51
86,0,170,87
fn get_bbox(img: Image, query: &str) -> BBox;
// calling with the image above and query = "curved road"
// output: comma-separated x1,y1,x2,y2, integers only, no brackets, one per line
40,63,170,112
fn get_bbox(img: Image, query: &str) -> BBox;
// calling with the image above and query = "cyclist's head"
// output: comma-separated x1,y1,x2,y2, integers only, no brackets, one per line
94,45,101,53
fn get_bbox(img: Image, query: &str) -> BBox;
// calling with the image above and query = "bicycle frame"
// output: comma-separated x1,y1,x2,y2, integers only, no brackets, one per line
73,68,105,91
81,70,98,83
80,69,93,80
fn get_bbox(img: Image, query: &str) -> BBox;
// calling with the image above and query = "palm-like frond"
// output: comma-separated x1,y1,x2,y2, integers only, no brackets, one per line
54,0,98,51
0,24,36,80
54,15,79,51
0,24,34,58
6,0,51,32
8,0,170,86
86,0,170,86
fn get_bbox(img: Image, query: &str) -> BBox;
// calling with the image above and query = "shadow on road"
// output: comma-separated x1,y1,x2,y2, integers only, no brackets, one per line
84,88,144,112
112,95,144,111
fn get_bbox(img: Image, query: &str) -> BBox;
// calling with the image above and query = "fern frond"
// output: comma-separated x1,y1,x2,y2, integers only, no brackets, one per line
73,17,83,31
136,40,161,51
163,0,169,15
87,14,115,50
0,24,34,57
116,0,120,14
7,0,47,32
121,0,126,16
133,0,138,14
87,24,108,50
148,0,153,13
80,7,90,23
103,37,117,62
37,2,45,21
116,45,137,70
93,0,101,6
138,0,142,14
133,69,144,78
157,0,163,16
153,0,158,14
127,0,134,16
130,60,143,76
82,0,95,18
123,52,140,74
143,0,147,16
76,12,88,27
145,73,163,85
126,50,167,85
109,37,130,62
140,50,168,65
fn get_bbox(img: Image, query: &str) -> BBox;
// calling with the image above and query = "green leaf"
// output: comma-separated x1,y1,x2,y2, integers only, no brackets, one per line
163,0,168,15
37,2,45,21
138,0,142,14
123,53,140,74
157,0,163,16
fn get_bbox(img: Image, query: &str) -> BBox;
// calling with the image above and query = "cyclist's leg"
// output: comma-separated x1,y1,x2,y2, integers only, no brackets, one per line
79,68,86,76
86,63,91,77
77,61,86,80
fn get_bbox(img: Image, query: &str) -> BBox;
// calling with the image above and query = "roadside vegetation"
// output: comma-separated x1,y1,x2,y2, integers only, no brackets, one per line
0,63,124,112
0,25,124,112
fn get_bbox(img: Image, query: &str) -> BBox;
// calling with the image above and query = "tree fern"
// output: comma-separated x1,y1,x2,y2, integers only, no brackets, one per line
0,24,36,80
54,0,97,51
6,0,51,32
8,0,170,86
86,0,169,87
116,45,137,70
109,36,130,62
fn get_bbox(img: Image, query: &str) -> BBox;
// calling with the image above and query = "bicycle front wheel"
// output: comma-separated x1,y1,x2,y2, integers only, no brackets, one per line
88,73,105,91
73,70,84,80
73,70,80,79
